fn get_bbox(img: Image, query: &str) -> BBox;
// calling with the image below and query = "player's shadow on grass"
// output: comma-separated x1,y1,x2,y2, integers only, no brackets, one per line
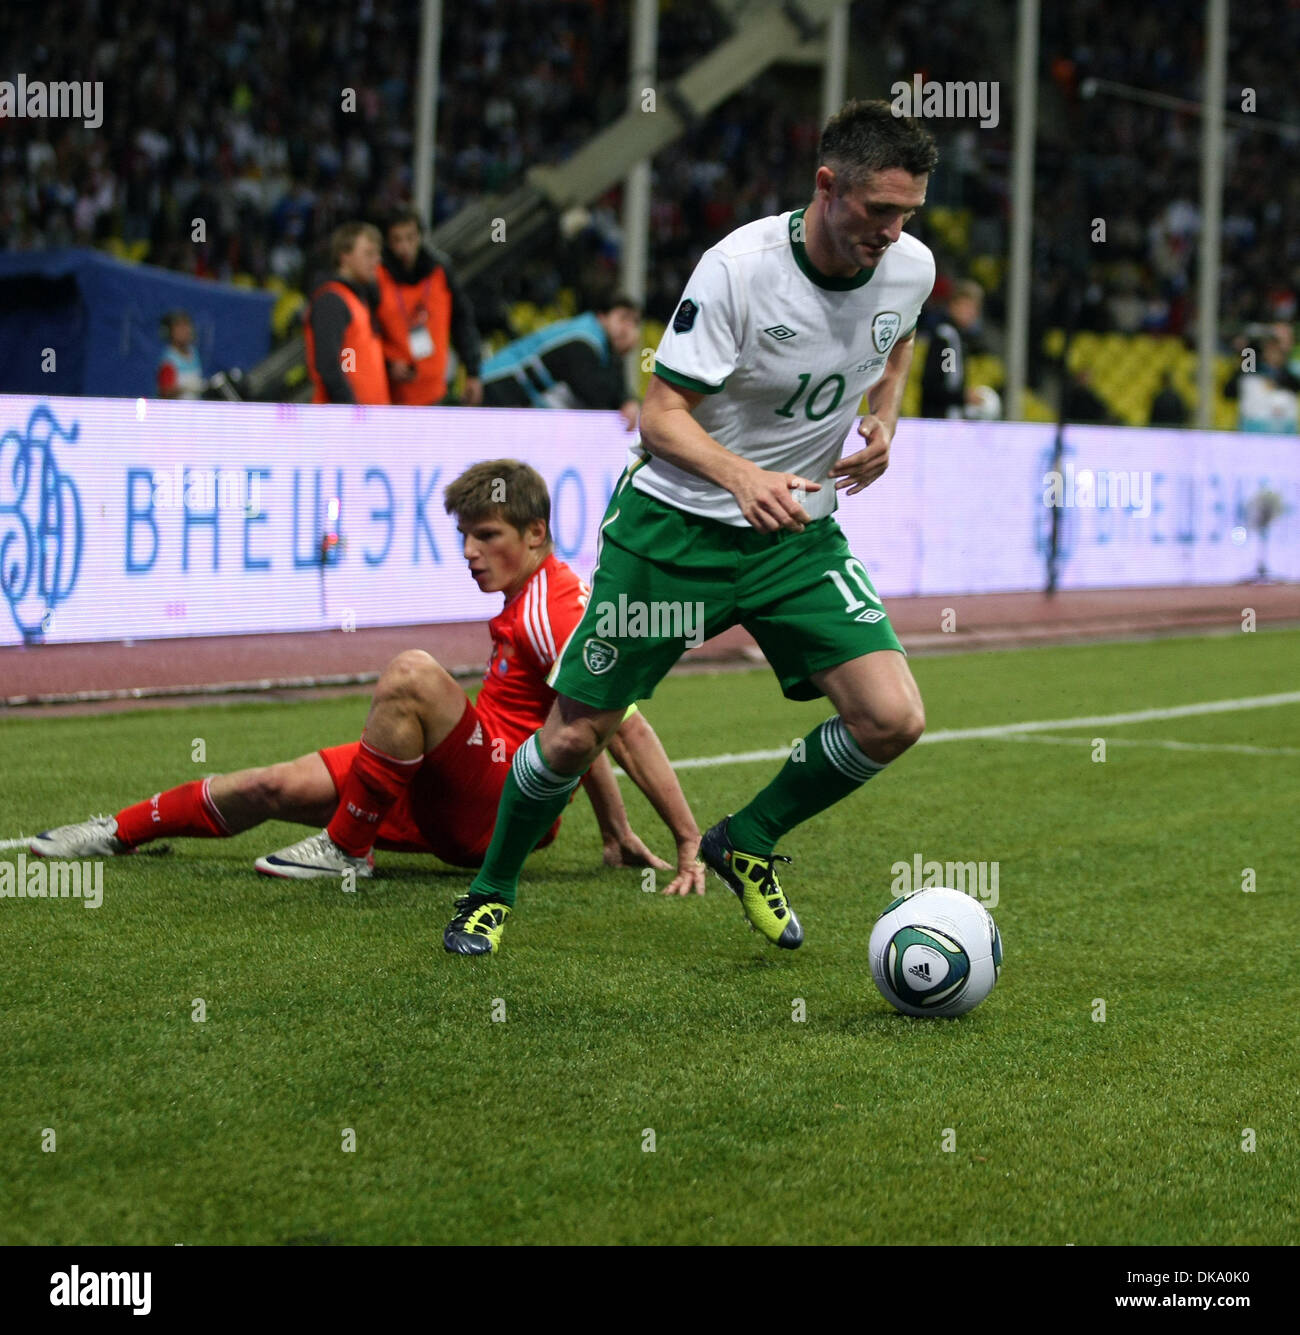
832,1010,986,1037
374,860,599,886
675,952,798,977
731,953,796,970
297,865,469,910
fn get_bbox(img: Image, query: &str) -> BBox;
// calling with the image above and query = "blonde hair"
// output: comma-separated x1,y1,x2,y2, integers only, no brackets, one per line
330,221,381,267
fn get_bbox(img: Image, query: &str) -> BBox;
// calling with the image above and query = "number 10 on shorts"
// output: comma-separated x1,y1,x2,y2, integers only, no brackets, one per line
824,558,886,623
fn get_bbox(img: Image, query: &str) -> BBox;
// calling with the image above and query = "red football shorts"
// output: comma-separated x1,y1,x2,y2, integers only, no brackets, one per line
318,700,561,867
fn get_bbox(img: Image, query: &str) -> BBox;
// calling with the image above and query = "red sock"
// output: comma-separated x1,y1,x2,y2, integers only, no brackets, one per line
326,738,423,856
115,778,231,848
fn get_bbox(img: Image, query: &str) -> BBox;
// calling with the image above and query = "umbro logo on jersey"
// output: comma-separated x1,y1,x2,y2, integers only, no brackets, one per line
908,961,932,981
468,722,484,746
855,609,886,624
763,324,798,340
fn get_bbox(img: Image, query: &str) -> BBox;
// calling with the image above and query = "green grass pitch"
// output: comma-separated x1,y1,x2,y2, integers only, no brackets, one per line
2,629,1297,1245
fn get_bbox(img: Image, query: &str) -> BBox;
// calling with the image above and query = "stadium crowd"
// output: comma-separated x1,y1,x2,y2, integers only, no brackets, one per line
2,0,1297,357
1039,0,1300,336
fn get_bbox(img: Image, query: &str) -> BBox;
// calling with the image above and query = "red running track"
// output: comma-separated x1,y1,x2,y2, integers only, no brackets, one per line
2,584,1297,713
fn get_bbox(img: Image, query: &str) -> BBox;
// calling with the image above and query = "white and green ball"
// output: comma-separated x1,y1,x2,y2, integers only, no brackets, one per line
869,886,1002,1017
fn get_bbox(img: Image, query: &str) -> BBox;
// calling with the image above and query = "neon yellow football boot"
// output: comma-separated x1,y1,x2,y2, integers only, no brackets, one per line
700,817,803,949
443,895,511,955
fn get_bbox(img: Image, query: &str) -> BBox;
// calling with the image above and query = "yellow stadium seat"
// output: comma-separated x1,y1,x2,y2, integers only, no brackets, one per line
272,291,306,340
970,254,1002,293
509,302,540,334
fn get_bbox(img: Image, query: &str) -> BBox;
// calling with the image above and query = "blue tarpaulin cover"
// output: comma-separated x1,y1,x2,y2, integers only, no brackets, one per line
0,248,273,397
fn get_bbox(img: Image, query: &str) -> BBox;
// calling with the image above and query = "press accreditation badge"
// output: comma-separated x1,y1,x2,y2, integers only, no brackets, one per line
408,326,435,360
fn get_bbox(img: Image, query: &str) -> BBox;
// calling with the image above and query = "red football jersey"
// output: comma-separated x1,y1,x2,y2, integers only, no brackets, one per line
474,553,590,755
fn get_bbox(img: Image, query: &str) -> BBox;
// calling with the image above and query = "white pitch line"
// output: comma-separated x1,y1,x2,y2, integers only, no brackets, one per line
917,690,1300,742
666,691,1300,770
4,693,1296,845
996,734,1300,758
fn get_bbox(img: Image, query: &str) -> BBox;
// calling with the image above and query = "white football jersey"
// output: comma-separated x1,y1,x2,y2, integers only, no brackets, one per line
634,208,935,525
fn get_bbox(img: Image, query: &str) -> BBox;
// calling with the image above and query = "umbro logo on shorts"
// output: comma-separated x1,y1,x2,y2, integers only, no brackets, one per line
763,324,797,340
855,609,886,624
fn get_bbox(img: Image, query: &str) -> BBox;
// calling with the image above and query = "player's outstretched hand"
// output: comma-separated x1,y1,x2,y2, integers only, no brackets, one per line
830,415,893,494
661,833,705,897
602,827,671,872
733,463,821,533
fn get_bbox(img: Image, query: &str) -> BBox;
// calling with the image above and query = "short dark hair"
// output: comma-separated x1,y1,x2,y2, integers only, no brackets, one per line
819,99,939,191
595,292,641,317
386,207,423,234
443,459,551,542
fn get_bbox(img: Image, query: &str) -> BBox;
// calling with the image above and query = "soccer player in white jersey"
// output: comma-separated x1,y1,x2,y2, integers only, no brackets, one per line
444,100,938,956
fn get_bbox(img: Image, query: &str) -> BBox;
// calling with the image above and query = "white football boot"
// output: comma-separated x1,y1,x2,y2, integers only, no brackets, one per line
254,830,375,880
30,816,131,858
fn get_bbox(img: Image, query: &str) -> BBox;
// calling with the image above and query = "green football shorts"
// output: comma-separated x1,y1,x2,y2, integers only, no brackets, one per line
549,470,904,710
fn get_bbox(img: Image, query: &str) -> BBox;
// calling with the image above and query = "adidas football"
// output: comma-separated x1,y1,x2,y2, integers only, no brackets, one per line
869,887,1002,1017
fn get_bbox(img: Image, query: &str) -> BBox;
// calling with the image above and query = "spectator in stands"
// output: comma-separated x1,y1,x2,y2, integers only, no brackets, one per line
377,208,484,406
481,294,642,427
304,223,391,406
1148,370,1189,427
1062,368,1115,424
156,311,204,400
1225,330,1300,433
920,280,983,419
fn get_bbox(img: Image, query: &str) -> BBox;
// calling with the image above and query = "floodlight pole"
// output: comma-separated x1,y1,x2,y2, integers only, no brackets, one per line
1196,0,1227,428
621,0,658,389
1005,0,1040,423
821,4,848,126
413,0,443,228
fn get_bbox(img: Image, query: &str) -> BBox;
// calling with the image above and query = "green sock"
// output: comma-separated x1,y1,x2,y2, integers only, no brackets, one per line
727,717,886,855
469,733,585,906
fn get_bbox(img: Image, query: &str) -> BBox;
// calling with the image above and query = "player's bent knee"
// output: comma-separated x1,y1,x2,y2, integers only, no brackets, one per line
378,649,436,691
544,698,623,772
376,649,454,706
237,764,292,815
543,730,597,773
844,701,925,760
541,719,610,774
875,702,925,754
892,703,926,751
